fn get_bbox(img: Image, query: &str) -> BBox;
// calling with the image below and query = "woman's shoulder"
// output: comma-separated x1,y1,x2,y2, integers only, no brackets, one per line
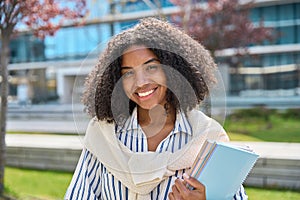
187,109,229,141
187,109,212,123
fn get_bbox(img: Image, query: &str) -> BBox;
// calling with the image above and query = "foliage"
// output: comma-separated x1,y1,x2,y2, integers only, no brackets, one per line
228,107,276,121
170,0,275,56
280,108,300,119
0,0,87,196
0,0,87,38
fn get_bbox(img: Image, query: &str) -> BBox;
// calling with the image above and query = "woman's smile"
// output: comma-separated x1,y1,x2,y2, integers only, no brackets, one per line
136,88,156,97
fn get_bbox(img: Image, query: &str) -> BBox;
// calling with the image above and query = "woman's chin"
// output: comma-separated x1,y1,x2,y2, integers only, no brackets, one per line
137,102,166,111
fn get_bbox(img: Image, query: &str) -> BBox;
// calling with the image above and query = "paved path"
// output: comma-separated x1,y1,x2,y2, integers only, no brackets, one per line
7,119,88,134
6,134,300,160
6,134,83,150
231,141,300,160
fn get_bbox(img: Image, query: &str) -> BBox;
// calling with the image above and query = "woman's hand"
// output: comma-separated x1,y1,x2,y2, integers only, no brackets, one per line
168,173,206,200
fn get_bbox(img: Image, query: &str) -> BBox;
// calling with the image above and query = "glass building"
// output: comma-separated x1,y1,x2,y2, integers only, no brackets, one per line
4,0,300,106
226,1,300,97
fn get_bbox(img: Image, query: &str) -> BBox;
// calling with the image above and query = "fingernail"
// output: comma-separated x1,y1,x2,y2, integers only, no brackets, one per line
183,173,189,179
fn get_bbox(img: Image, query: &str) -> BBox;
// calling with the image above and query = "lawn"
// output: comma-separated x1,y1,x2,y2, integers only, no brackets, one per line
246,187,300,200
4,108,300,199
224,108,300,142
5,167,72,200
5,167,300,200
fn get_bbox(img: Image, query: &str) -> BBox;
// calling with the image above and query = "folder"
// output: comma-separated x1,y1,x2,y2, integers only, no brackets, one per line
188,140,259,200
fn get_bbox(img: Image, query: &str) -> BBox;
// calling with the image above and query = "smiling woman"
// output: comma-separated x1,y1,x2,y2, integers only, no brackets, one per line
121,45,168,111
65,17,248,200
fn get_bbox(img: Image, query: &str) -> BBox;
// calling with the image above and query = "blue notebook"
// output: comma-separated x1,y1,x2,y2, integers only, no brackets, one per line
188,140,259,200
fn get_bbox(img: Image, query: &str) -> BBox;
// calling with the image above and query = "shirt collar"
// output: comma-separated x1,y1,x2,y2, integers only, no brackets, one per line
173,110,193,135
117,107,193,136
116,107,139,133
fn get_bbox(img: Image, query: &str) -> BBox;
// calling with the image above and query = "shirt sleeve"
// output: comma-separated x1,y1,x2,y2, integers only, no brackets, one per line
233,185,248,200
65,148,102,200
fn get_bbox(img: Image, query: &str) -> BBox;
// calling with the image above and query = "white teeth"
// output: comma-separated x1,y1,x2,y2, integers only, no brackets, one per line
138,89,155,97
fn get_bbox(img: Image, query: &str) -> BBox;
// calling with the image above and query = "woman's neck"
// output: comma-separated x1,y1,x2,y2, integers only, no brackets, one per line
137,104,176,139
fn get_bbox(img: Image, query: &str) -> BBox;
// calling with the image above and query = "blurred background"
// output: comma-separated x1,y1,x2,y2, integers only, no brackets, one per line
1,0,300,199
5,0,300,108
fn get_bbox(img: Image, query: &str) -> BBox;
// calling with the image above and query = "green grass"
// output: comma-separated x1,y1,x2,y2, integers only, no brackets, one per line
227,132,263,141
5,108,300,199
245,187,300,200
5,167,73,200
224,109,300,142
4,167,300,200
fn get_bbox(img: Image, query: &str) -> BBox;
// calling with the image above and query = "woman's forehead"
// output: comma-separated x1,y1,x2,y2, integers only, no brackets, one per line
121,45,159,67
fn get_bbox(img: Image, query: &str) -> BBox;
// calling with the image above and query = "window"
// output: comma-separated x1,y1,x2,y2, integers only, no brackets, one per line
263,54,278,67
297,25,300,43
265,73,279,89
295,3,300,19
243,55,262,67
278,26,295,44
9,34,45,63
245,75,262,90
279,4,294,21
281,71,297,89
230,74,245,95
250,8,261,23
261,6,277,22
280,53,294,65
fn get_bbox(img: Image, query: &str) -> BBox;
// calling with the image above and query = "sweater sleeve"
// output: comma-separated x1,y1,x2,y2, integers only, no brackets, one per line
65,148,102,200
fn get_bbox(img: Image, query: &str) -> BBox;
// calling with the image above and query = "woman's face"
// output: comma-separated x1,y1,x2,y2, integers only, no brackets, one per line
121,45,167,110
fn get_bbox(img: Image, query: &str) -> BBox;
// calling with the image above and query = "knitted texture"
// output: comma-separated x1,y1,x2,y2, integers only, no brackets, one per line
84,109,228,199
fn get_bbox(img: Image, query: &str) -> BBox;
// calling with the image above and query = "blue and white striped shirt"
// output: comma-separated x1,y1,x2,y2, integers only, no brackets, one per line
65,110,248,200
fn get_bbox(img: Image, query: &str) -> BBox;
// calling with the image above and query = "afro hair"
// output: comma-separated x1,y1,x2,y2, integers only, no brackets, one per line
82,17,217,124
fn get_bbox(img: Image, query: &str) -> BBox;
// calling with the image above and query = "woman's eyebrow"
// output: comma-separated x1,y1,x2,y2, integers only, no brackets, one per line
121,66,132,70
121,58,160,69
143,58,160,65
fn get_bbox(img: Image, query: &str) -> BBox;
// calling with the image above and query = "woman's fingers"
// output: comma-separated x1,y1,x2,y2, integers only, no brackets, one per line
168,191,175,200
169,181,183,200
183,173,206,193
170,174,206,200
174,178,189,198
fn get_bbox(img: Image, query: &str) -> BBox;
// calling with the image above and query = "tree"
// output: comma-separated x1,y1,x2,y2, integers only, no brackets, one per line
0,0,87,196
170,0,274,57
170,0,275,113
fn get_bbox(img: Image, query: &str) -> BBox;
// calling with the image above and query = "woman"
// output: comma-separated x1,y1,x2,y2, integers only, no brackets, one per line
65,18,248,200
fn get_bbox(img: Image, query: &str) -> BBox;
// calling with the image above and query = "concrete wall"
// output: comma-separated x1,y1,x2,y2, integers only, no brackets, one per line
6,146,81,172
245,157,300,190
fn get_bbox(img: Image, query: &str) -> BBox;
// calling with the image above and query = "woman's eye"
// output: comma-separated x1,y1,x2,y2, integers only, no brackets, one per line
122,70,134,79
146,65,159,72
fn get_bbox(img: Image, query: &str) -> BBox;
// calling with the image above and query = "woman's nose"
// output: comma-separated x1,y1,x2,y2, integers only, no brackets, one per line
135,69,148,87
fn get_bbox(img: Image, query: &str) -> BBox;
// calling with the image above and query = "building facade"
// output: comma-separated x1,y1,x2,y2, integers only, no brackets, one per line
219,0,300,98
4,0,300,107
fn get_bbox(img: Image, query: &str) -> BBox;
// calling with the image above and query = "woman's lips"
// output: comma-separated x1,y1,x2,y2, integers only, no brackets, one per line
137,89,155,97
135,87,157,100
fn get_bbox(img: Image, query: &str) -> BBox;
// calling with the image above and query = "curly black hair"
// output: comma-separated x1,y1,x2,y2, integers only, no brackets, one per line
82,17,217,124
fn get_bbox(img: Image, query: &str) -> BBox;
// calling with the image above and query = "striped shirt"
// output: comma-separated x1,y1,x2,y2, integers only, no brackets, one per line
65,110,248,200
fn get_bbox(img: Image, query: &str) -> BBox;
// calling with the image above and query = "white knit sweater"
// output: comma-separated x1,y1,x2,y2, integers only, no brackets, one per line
84,109,229,200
